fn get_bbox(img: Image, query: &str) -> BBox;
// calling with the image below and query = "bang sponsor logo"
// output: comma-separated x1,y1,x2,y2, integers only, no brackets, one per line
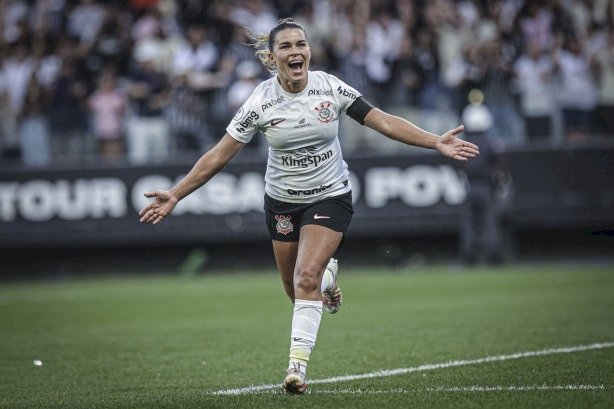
235,110,259,133
337,86,358,99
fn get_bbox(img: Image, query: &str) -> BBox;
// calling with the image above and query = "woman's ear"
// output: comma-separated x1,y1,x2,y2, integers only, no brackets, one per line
267,51,275,66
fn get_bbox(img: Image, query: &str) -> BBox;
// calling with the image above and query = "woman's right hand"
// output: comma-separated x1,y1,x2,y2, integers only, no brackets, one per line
138,190,179,225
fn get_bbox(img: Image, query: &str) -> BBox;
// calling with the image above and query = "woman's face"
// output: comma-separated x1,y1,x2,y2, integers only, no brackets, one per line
269,28,311,88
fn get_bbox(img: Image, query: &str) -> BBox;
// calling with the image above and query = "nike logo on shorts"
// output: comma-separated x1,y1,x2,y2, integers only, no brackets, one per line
314,214,331,219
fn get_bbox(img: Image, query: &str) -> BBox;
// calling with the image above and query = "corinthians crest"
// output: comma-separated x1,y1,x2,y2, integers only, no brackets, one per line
275,215,294,235
314,101,334,123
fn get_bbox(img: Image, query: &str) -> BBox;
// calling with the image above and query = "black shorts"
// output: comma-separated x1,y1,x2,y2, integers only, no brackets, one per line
264,192,354,242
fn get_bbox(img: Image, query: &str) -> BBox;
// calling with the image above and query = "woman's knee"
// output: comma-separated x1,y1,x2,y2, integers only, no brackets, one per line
294,263,323,293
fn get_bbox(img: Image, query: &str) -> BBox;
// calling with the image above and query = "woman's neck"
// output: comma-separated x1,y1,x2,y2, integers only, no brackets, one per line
277,74,308,93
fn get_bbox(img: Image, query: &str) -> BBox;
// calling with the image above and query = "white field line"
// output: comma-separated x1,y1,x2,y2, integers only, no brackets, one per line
210,341,614,395
310,385,609,394
228,385,609,395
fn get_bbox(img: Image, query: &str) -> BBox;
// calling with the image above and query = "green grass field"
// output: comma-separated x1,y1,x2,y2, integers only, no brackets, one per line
1,265,613,408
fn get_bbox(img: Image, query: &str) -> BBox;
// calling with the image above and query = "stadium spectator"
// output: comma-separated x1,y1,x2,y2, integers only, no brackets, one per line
553,36,599,141
165,62,208,153
18,73,50,166
168,22,231,151
87,69,127,161
481,35,524,143
0,52,19,161
67,0,107,47
594,29,614,136
225,24,260,66
226,59,264,151
48,59,89,162
514,39,557,143
226,59,261,112
458,94,508,265
434,0,472,112
330,5,369,96
1,0,30,44
132,21,183,77
395,35,422,106
364,5,404,109
1,41,36,162
30,0,67,37
126,44,170,164
87,5,132,76
2,42,35,123
229,0,277,36
272,0,308,19
138,18,479,395
452,42,486,114
175,0,208,27
131,6,162,42
515,0,555,52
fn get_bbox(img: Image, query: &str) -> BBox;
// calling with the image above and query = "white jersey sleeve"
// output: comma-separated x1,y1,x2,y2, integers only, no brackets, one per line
226,89,263,143
327,74,362,112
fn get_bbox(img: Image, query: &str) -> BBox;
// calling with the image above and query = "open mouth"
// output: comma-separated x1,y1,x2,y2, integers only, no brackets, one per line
288,60,304,74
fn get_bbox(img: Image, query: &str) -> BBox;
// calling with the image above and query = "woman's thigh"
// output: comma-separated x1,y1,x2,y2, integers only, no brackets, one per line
293,225,343,300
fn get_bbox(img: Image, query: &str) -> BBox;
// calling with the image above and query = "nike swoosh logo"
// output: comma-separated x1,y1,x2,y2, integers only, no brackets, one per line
314,214,331,219
270,118,286,126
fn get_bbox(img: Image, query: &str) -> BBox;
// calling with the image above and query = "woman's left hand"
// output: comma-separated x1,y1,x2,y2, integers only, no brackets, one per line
436,125,480,161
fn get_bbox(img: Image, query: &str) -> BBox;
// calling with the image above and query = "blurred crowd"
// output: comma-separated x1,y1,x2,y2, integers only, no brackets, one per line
0,0,613,167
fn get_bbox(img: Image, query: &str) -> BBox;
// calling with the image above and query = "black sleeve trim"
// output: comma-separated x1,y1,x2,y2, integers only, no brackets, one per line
346,97,374,125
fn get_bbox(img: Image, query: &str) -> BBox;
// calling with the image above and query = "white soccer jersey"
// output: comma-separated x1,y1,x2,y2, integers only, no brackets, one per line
227,70,362,203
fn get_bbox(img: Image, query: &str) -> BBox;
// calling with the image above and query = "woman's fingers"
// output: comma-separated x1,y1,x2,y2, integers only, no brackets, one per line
452,125,464,135
139,210,152,223
463,141,480,152
139,204,153,218
139,191,173,224
455,141,479,159
140,207,160,223
460,146,478,157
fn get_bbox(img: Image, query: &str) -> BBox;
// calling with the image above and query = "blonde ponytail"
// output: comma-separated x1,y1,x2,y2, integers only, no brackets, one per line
249,32,277,74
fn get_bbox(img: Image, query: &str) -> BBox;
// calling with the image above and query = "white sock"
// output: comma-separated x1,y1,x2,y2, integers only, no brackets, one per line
288,299,323,375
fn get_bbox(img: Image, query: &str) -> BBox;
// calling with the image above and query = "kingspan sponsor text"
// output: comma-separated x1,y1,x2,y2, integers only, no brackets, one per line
281,149,333,168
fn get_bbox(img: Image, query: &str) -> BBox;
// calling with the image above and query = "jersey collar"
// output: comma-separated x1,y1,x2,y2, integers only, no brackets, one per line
274,71,312,99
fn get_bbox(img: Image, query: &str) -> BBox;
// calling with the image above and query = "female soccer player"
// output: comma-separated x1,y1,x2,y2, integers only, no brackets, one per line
139,19,479,394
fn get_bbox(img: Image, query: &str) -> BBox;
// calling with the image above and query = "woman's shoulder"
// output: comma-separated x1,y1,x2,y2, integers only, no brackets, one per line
257,75,277,87
310,70,336,80
310,70,350,88
250,76,278,95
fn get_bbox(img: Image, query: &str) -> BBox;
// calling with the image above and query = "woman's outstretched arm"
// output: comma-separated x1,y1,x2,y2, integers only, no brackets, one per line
139,134,245,224
364,108,479,161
